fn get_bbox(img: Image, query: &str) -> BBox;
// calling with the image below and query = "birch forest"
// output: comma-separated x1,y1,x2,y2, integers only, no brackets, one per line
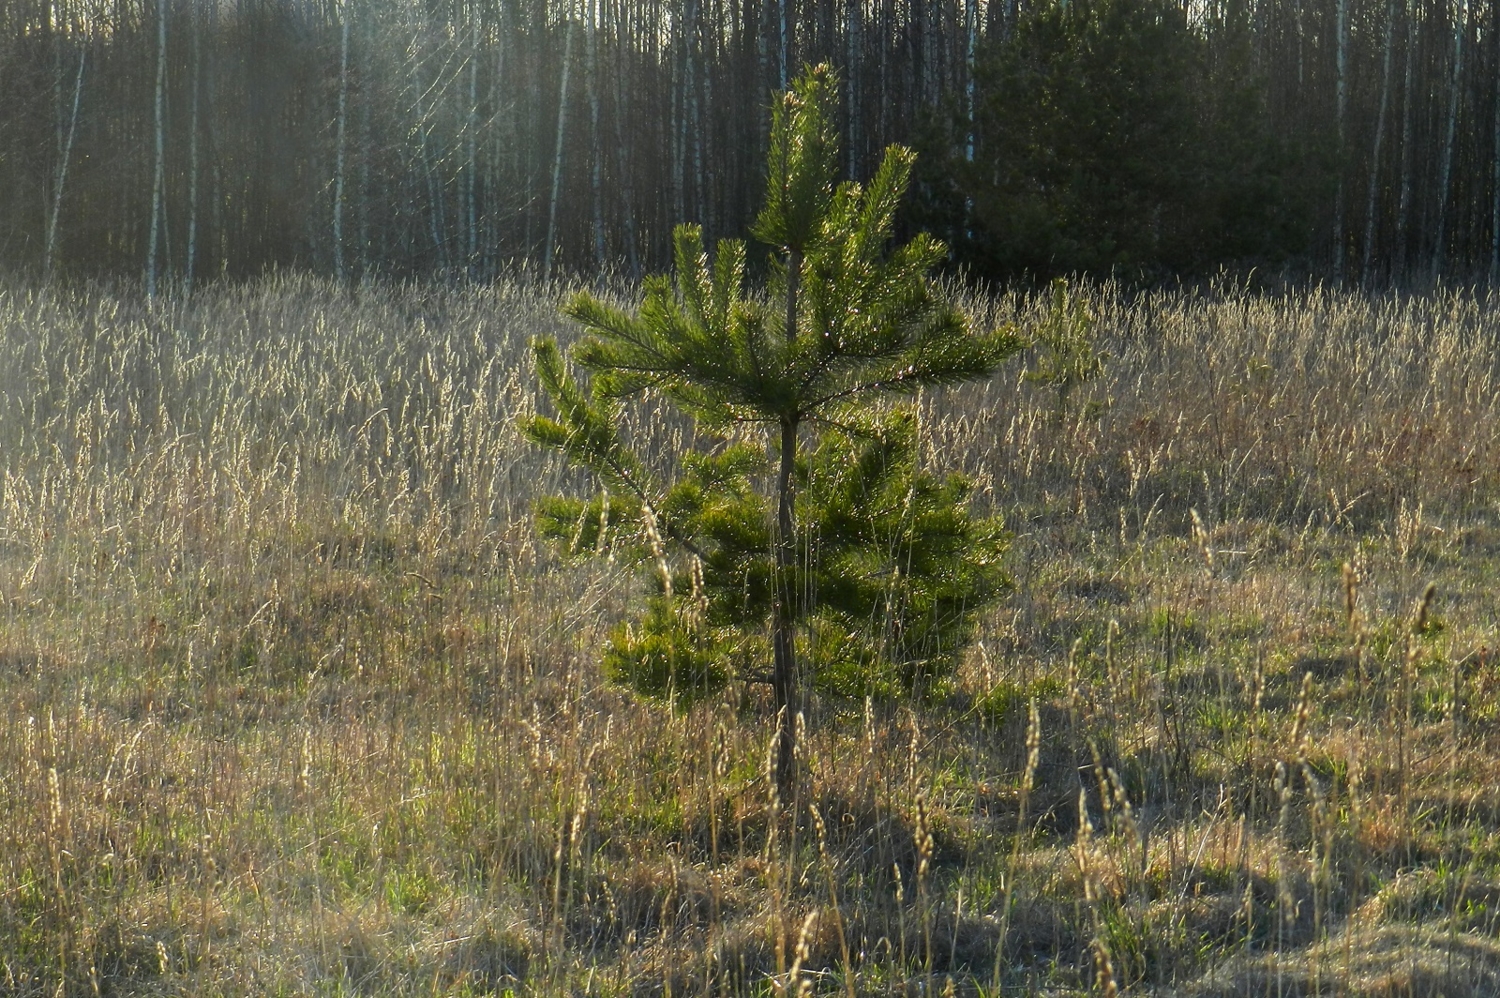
4,0,1500,287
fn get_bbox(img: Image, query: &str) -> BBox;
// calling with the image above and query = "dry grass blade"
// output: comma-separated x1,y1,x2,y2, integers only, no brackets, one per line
2,276,1500,995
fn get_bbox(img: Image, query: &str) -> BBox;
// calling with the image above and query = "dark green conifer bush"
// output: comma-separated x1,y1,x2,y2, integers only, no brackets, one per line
523,65,1023,790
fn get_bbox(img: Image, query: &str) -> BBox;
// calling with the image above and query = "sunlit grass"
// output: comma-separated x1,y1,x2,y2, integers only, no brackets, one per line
3,275,1500,995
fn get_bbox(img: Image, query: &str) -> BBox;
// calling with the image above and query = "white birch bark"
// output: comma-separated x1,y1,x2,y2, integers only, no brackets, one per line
671,3,684,224
846,0,861,179
1491,22,1500,284
965,0,975,163
880,0,891,146
612,0,640,279
779,0,788,88
687,0,704,225
1333,0,1348,278
44,42,84,283
359,11,372,278
588,0,606,268
467,15,479,273
146,0,166,299
1432,0,1467,277
544,16,576,282
334,12,349,284
185,3,200,294
1395,0,1418,280
409,23,448,271
1361,0,1397,288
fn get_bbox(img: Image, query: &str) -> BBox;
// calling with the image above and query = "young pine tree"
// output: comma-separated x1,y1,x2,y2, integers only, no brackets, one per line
523,65,1022,796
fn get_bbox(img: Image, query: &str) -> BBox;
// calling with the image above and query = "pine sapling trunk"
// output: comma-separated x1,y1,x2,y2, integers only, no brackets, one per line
529,64,1020,828
773,414,798,796
772,247,802,799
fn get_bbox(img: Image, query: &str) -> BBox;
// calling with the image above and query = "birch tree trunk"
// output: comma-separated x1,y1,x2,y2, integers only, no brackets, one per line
846,0,861,179
524,11,538,255
24,0,1500,282
612,0,641,279
482,8,506,279
359,10,372,279
409,23,448,273
588,0,606,269
1432,0,1467,277
880,0,891,146
687,0,705,227
44,42,84,283
146,0,166,299
671,1,685,226
334,13,349,284
185,4,200,294
700,0,716,235
208,0,225,279
778,0,788,87
1362,0,1397,288
754,0,767,109
544,17,576,282
1395,0,1418,281
965,0,975,163
466,14,479,275
1491,14,1500,284
1333,0,1348,279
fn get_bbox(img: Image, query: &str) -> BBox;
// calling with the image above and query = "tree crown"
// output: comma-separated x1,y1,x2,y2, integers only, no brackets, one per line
523,64,1022,704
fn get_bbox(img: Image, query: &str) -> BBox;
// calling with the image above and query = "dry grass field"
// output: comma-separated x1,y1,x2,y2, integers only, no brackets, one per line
4,275,1500,996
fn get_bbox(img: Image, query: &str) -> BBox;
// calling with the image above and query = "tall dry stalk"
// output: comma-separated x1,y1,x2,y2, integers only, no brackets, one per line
2,277,1499,995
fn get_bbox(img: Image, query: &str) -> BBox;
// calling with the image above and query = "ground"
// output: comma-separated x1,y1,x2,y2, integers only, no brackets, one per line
3,275,1500,995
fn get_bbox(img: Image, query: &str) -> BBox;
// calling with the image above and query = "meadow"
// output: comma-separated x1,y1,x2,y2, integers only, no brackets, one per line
4,275,1500,996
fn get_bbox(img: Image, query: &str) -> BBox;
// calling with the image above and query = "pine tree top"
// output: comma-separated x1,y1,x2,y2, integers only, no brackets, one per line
555,64,1022,431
